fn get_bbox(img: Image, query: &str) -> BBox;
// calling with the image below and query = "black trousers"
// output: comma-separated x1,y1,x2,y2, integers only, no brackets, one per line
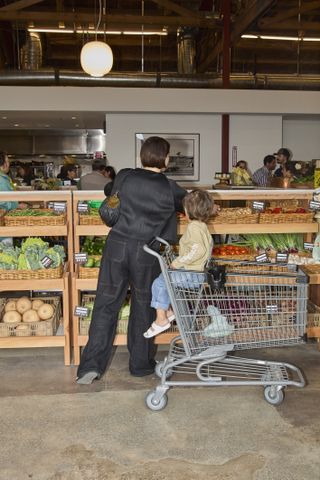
77,232,160,377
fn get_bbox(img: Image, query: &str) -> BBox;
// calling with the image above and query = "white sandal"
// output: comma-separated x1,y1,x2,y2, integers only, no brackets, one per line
143,321,171,339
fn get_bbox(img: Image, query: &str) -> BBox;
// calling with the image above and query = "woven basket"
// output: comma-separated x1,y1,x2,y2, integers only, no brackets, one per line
0,264,63,280
4,209,66,226
307,301,320,339
300,264,320,274
211,209,259,224
79,214,103,225
259,212,314,224
78,255,101,279
0,295,61,337
0,209,5,226
79,293,129,335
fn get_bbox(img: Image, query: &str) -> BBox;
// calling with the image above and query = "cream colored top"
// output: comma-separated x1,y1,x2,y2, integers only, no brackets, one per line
171,220,212,271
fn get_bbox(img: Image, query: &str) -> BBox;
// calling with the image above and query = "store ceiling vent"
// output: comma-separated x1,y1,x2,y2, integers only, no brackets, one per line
20,32,42,70
177,28,196,75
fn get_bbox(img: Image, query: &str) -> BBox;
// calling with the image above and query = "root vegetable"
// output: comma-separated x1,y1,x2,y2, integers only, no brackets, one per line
3,311,22,323
32,299,44,311
22,309,40,323
16,297,32,314
37,303,54,320
5,300,17,312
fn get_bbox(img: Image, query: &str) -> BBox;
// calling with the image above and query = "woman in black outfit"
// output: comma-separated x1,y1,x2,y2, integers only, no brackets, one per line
77,137,186,384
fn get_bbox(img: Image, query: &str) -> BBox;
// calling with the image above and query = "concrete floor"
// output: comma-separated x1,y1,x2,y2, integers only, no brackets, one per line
0,343,320,480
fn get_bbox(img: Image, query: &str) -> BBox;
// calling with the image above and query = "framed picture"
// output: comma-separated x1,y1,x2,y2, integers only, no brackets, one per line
135,133,200,181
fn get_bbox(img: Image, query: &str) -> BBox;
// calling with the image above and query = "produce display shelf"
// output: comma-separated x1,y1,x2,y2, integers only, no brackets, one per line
209,188,314,201
75,278,98,290
78,332,178,347
0,335,66,348
0,225,68,237
75,225,110,236
0,277,65,291
179,223,319,235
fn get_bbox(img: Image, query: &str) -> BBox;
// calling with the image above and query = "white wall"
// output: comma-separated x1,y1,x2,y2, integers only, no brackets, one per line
106,113,221,185
229,115,283,173
283,117,320,161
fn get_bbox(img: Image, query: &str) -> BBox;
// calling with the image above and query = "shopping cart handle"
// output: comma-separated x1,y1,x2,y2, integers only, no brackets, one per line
143,237,170,258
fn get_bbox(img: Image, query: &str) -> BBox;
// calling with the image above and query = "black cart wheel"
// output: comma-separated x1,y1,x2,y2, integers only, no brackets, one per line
264,386,284,406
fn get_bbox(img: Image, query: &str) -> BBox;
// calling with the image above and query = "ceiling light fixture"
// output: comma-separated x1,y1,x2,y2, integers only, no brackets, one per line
28,28,74,33
28,27,167,36
241,34,320,42
80,0,113,77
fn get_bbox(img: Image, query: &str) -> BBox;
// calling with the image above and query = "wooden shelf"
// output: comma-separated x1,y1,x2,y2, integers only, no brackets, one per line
178,223,319,235
0,277,65,291
75,278,98,290
75,225,110,236
78,332,178,347
1,225,68,237
0,336,66,348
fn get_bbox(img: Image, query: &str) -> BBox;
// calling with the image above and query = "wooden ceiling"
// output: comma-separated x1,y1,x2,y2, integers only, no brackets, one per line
0,0,319,75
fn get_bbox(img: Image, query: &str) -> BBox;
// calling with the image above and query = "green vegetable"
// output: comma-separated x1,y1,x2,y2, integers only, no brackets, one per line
0,252,17,269
84,257,95,268
21,237,48,253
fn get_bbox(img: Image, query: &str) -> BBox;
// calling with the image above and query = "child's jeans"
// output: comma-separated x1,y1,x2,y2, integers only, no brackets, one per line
151,271,203,310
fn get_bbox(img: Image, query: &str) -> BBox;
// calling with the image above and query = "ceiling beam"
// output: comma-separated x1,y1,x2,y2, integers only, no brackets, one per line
0,11,217,28
198,0,274,72
259,1,320,27
0,0,44,11
150,0,201,19
257,20,320,32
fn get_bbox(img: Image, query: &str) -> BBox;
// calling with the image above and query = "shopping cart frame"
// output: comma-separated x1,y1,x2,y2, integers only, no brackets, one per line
143,237,306,411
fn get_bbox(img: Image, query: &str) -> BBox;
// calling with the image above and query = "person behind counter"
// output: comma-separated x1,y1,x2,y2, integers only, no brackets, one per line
252,155,277,187
274,148,293,178
78,159,111,190
57,164,78,186
16,164,35,186
103,166,117,196
231,160,253,186
76,136,186,384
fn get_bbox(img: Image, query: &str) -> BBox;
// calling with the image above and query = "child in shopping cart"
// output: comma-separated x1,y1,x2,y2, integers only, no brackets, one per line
144,189,218,338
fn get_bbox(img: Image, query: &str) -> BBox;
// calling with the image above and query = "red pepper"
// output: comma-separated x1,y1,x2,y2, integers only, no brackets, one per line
272,207,282,214
295,208,306,213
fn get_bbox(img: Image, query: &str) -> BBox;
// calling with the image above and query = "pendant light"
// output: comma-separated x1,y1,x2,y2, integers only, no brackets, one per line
80,0,113,77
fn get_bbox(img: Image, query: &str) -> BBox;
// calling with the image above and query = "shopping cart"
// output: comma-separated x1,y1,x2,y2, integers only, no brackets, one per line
143,237,307,411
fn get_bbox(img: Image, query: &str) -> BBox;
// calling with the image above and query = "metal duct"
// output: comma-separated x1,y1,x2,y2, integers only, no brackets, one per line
0,70,320,90
20,32,42,70
177,28,196,74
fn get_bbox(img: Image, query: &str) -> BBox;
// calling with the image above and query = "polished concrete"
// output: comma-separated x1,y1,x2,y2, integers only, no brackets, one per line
0,343,320,480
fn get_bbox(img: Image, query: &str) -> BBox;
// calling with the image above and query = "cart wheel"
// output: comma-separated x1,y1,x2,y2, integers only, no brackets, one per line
145,390,168,411
155,362,173,379
264,386,284,406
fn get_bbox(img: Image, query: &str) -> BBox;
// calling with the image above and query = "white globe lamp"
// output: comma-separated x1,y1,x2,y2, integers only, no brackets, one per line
80,41,113,77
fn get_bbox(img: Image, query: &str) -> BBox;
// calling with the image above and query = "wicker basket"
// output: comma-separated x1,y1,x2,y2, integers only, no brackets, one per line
79,293,129,335
4,209,66,226
259,212,314,224
210,209,259,224
0,264,63,280
0,295,61,337
0,209,5,226
78,255,101,279
79,214,103,225
307,301,320,339
300,264,320,274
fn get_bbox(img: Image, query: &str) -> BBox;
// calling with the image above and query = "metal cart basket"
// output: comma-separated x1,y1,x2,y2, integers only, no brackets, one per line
144,238,307,411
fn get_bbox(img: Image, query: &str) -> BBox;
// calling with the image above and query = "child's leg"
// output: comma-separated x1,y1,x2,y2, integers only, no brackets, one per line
144,274,174,338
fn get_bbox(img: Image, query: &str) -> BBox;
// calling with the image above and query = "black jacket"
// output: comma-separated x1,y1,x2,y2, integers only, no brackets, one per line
110,168,186,243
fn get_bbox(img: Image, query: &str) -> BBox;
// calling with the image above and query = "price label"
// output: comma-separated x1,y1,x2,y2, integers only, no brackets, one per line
266,305,278,313
252,201,265,211
63,180,71,186
41,256,53,269
53,202,67,213
276,253,288,263
77,202,89,213
74,253,88,264
309,200,320,210
74,306,89,317
255,252,268,263
304,242,314,250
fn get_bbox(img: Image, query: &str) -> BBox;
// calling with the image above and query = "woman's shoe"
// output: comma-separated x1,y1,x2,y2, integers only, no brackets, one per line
143,321,171,339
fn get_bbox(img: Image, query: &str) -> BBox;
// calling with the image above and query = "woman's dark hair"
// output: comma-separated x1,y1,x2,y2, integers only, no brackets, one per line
182,189,214,223
140,136,170,169
105,166,116,180
58,164,76,179
18,163,32,176
0,151,7,167
236,160,247,168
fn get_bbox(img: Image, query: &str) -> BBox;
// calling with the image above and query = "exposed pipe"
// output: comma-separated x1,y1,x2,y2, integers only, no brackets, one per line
0,70,320,89
20,32,42,70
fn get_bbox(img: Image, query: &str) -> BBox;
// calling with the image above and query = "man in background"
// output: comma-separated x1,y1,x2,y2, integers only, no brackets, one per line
78,159,111,190
274,148,293,178
252,155,277,187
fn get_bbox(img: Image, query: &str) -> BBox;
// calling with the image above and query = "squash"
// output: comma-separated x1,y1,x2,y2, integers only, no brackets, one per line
22,309,40,323
5,300,17,312
37,303,54,320
16,297,32,314
3,311,22,323
32,299,44,311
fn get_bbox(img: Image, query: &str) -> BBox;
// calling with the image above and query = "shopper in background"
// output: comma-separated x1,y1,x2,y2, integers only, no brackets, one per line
231,160,253,186
274,148,293,178
78,159,110,190
57,164,78,186
103,166,117,196
144,189,217,338
76,136,186,384
252,155,277,187
16,164,35,186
